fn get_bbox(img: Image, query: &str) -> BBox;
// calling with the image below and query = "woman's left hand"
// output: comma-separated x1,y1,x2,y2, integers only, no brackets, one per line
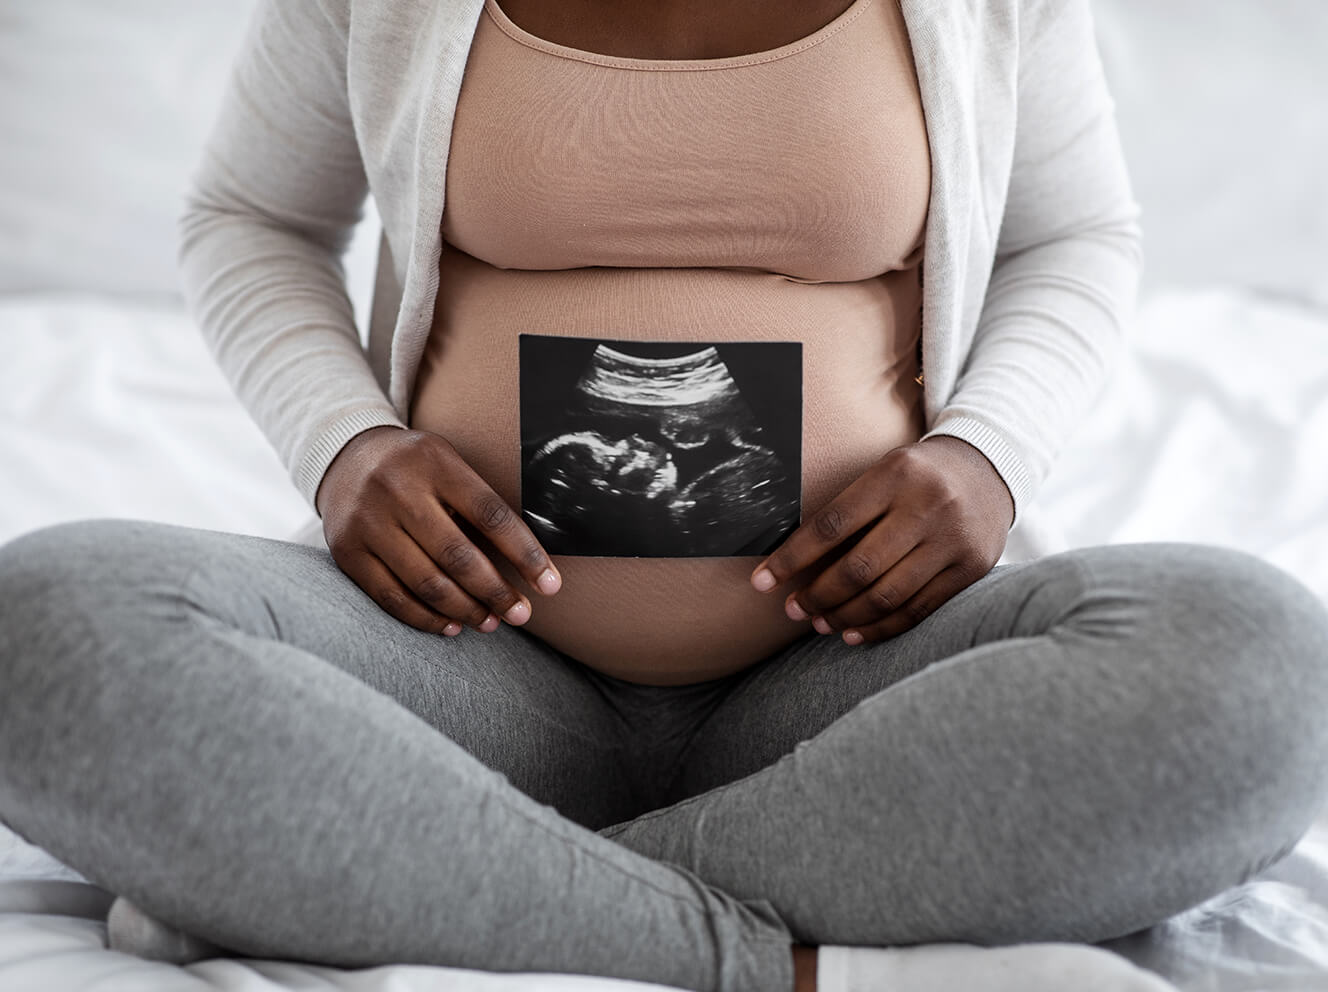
749,435,1015,644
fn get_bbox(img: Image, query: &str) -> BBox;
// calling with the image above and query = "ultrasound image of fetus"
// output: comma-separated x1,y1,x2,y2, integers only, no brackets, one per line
521,341,801,557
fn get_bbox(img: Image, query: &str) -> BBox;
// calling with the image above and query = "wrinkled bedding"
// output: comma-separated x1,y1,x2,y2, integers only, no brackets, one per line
1,285,1326,989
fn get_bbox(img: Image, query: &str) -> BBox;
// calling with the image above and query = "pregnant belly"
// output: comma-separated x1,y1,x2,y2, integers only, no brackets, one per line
409,246,925,685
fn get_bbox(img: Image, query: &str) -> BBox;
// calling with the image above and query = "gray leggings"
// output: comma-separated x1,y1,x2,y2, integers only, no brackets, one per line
2,519,1327,992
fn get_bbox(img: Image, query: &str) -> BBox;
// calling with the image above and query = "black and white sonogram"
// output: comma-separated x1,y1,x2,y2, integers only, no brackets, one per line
519,335,802,558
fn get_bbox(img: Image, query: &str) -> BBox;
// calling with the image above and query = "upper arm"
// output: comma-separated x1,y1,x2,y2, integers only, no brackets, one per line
181,0,367,256
996,0,1141,258
177,0,404,509
925,0,1143,520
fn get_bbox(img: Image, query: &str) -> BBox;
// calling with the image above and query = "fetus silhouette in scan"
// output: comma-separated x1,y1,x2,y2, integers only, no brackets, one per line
519,335,802,557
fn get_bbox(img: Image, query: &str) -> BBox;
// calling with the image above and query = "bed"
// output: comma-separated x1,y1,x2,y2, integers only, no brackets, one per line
2,2,1326,989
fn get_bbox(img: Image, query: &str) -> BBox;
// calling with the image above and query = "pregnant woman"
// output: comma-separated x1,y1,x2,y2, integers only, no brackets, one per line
2,1,1327,990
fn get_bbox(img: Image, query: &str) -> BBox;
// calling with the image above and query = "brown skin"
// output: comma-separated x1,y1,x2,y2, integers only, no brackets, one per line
794,946,819,992
498,0,858,61
316,430,1014,646
317,430,1012,992
752,435,1015,644
316,435,1009,992
315,425,562,636
316,5,1016,989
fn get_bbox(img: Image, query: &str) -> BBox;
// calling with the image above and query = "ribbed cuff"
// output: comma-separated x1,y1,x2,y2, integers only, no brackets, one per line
921,415,1033,528
293,406,407,513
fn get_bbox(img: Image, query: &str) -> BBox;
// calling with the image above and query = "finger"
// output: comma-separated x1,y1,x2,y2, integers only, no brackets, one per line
350,549,464,637
402,508,533,629
815,544,950,632
839,565,966,645
435,471,562,597
387,526,503,630
751,469,896,593
785,512,923,623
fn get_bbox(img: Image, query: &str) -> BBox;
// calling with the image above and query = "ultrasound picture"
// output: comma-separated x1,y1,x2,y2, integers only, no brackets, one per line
519,335,802,557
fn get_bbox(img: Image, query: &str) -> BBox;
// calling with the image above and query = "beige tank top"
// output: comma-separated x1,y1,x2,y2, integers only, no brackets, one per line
410,0,931,685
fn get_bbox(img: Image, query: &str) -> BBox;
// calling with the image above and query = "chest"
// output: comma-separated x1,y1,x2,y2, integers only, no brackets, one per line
493,0,858,60
446,0,931,281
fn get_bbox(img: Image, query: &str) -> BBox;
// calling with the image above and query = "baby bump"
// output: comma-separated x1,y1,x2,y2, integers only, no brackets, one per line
409,247,924,684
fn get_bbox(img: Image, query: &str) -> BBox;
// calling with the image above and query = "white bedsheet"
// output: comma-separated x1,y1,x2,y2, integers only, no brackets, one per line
1,285,1327,989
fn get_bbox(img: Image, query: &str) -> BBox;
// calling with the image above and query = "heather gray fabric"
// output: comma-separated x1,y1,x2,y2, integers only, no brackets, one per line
2,519,1327,992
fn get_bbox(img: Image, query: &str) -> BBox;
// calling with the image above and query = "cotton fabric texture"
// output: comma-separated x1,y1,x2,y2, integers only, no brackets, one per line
177,0,1143,539
408,0,931,678
2,520,1326,990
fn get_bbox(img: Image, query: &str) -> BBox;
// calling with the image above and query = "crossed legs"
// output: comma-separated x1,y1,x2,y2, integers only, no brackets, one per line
2,519,1325,991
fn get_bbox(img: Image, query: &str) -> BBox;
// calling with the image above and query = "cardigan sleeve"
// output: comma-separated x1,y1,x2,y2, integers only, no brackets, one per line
178,0,406,513
921,0,1143,525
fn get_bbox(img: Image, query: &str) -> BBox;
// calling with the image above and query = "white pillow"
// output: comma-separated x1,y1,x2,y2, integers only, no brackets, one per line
0,1,258,298
1092,0,1328,305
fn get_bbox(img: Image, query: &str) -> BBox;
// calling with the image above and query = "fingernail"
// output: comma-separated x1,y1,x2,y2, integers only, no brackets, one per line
503,600,530,626
479,613,501,633
752,568,777,592
537,569,561,595
843,630,864,646
443,621,462,637
785,598,809,622
812,616,833,635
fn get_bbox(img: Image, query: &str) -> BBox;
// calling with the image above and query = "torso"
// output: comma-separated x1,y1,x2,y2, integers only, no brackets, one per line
410,0,931,685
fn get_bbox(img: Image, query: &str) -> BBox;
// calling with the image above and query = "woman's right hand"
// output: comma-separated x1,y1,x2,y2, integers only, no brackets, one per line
314,425,562,636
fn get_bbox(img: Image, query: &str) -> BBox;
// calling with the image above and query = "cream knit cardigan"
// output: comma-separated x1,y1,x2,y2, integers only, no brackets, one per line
180,0,1142,551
